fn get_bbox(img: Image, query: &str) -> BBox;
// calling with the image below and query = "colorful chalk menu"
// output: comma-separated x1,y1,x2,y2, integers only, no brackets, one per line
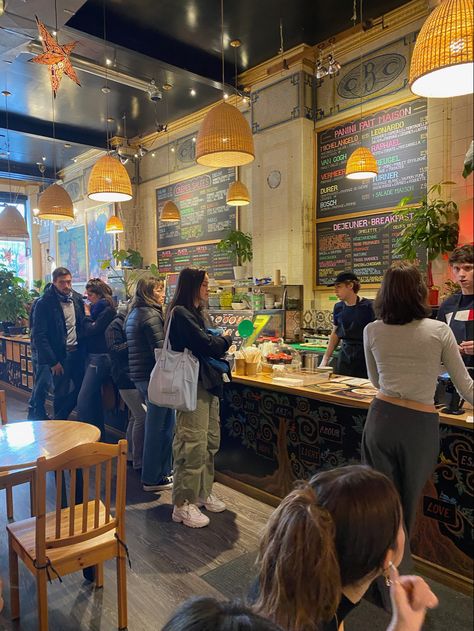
158,243,234,280
316,211,425,286
317,98,427,218
157,168,237,247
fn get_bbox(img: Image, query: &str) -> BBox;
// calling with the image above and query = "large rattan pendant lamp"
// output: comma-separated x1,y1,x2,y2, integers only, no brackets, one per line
0,89,29,239
195,0,254,167
409,0,473,97
87,0,132,202
345,0,378,180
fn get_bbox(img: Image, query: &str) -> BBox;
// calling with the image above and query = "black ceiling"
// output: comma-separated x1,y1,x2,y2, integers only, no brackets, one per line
0,0,409,179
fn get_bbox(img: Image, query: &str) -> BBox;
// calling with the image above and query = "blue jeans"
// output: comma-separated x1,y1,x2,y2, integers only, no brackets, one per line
135,380,175,485
76,353,112,437
53,349,85,421
28,351,52,418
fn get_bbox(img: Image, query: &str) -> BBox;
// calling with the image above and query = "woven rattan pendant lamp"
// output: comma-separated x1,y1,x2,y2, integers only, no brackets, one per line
160,97,181,223
409,0,473,97
87,0,132,202
38,183,74,221
195,0,254,167
105,209,124,234
0,90,29,239
226,180,250,206
345,0,378,180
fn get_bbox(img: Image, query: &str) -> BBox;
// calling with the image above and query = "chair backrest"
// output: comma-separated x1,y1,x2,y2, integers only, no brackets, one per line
0,390,7,425
34,439,127,567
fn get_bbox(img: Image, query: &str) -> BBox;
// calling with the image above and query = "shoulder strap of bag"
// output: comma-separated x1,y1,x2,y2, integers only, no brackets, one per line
162,307,174,351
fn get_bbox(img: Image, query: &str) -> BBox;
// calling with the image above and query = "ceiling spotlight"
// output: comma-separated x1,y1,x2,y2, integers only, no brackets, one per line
107,117,115,123
156,123,168,133
230,39,242,48
171,147,175,152
223,92,229,100
192,137,196,143
162,83,173,91
147,80,162,102
105,58,112,66
190,89,196,96
138,146,148,157
101,86,111,94
151,152,156,157
32,207,40,216
64,143,71,148
42,156,46,161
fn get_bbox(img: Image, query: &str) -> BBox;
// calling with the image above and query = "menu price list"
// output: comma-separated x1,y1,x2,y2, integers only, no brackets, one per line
158,243,234,280
317,98,427,218
316,211,424,286
157,168,236,247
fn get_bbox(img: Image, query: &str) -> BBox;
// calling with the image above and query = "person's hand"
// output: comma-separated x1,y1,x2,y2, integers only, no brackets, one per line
51,362,64,376
459,340,474,355
319,357,328,368
84,302,91,316
388,564,438,631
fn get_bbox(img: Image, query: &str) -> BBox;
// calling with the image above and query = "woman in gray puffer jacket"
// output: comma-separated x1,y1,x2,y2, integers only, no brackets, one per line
125,277,175,492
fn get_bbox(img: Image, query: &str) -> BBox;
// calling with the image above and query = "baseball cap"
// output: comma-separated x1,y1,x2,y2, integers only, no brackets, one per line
328,271,359,286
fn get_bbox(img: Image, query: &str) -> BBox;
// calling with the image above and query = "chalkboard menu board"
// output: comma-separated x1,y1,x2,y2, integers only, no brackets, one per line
317,98,427,218
158,243,234,280
316,210,424,286
157,168,236,247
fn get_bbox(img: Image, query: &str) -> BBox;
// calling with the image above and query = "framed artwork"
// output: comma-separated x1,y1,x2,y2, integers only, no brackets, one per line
86,204,114,281
57,225,88,283
63,177,83,202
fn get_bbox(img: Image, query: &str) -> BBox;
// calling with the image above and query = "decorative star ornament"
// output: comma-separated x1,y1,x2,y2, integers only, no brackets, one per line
30,16,81,97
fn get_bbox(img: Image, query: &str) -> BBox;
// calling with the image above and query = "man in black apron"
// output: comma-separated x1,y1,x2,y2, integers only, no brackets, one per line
438,245,473,372
320,272,375,377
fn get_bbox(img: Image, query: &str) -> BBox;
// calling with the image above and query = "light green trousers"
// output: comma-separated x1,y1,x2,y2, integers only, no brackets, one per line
172,384,220,506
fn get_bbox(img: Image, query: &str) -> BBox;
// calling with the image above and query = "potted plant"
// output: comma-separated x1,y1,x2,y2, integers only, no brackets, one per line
216,230,253,280
393,182,459,305
100,248,161,298
0,265,31,332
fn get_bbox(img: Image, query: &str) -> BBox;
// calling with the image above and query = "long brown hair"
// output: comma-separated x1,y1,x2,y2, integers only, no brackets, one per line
130,277,164,309
165,267,207,328
253,465,401,631
374,262,431,324
85,278,114,308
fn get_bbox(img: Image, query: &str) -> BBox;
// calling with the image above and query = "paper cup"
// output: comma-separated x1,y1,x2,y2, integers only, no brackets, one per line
245,362,258,376
235,358,246,375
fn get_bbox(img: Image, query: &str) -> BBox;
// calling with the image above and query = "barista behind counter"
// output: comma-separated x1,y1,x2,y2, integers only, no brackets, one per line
320,272,375,378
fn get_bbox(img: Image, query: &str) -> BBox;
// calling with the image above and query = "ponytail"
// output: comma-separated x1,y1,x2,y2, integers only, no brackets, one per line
253,484,341,631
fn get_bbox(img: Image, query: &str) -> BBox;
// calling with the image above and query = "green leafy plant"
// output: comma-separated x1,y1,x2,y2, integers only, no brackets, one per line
216,230,253,266
29,279,47,299
393,182,459,287
0,265,31,325
100,249,162,298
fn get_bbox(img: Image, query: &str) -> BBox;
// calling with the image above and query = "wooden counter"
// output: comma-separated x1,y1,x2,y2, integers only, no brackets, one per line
0,334,33,393
216,373,473,593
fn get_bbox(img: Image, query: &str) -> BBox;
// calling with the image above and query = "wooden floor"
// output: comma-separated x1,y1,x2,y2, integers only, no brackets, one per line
0,393,273,630
1,391,472,631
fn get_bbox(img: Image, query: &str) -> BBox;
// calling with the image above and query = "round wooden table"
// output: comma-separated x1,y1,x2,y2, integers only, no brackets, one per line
0,420,101,472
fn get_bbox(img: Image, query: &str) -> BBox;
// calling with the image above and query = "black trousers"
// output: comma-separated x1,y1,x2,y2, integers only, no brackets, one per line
52,349,85,420
362,398,439,572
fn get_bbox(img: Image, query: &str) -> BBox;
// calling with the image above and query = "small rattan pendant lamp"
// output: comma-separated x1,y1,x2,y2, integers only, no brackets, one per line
345,0,378,180
0,89,29,239
105,203,124,233
195,0,254,168
160,97,180,223
226,180,250,206
409,0,473,98
87,0,132,202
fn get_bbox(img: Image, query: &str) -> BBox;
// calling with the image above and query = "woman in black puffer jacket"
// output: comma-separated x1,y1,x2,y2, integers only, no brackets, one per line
76,278,116,436
125,277,175,491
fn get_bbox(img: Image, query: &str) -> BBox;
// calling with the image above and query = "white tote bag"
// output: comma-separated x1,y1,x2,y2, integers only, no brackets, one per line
148,309,199,411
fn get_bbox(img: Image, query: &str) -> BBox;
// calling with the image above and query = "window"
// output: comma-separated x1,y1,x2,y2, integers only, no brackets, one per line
0,194,31,284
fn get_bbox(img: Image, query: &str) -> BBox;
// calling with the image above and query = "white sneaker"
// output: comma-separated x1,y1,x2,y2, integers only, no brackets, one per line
197,493,226,513
172,501,210,528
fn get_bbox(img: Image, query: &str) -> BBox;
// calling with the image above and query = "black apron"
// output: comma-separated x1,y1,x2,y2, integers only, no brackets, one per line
446,293,474,370
336,298,370,378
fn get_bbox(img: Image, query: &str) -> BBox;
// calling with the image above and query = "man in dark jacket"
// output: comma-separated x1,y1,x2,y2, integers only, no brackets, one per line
32,267,85,420
27,282,52,419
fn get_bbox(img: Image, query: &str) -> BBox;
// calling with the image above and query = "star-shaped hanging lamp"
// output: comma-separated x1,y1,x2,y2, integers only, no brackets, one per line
30,16,81,97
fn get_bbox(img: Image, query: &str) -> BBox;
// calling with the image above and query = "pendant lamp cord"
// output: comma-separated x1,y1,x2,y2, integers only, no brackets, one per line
220,0,225,98
103,0,110,151
3,87,13,203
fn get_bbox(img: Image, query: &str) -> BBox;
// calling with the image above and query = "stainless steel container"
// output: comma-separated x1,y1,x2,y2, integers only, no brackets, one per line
302,352,319,370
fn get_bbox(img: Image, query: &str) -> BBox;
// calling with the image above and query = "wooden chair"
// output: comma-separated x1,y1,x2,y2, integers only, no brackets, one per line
7,439,128,631
0,390,36,520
